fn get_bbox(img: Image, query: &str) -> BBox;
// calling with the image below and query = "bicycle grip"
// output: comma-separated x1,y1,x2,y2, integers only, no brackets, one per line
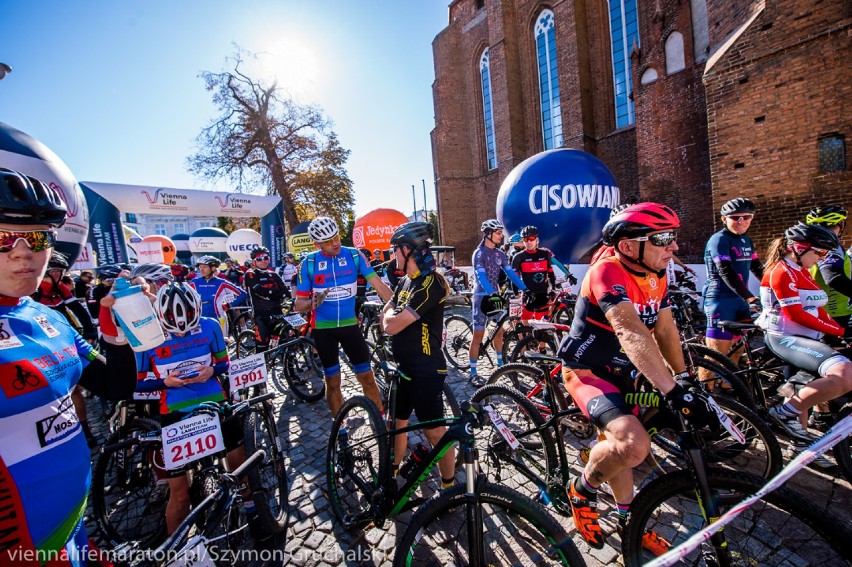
229,449,267,480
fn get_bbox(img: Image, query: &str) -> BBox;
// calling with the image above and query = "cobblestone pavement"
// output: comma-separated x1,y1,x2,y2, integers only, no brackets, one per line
84,320,851,566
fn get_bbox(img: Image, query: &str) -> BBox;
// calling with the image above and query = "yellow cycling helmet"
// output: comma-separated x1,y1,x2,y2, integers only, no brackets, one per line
805,205,847,226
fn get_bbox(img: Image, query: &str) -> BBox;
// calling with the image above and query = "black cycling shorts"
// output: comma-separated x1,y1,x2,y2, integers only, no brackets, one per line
394,371,448,425
312,325,371,377
764,332,850,378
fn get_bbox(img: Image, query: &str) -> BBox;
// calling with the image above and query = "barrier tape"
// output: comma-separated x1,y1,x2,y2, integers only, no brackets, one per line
645,415,852,567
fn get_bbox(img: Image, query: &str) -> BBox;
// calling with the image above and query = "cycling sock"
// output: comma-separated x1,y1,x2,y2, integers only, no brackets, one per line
469,360,478,375
615,502,630,518
441,476,455,489
495,352,504,366
393,465,399,477
575,472,598,498
778,402,801,417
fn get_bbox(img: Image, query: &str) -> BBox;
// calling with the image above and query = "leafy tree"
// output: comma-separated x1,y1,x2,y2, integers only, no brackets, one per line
188,46,354,232
341,211,355,247
428,211,441,245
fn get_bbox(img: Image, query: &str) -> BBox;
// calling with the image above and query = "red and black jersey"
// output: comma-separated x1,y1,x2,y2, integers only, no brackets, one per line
511,247,556,294
557,255,669,378
243,268,290,317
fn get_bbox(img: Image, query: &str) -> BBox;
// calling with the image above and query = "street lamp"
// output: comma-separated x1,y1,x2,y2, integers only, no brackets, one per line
0,63,12,80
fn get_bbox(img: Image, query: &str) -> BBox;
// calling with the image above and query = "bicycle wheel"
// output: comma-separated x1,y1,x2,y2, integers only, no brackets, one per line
645,395,783,479
686,357,756,409
443,314,472,370
326,395,388,530
442,382,461,418
92,418,167,549
235,329,257,358
551,305,574,327
282,337,325,402
193,467,249,567
622,468,852,566
393,480,583,566
243,404,289,534
685,342,740,374
508,332,559,363
470,385,557,501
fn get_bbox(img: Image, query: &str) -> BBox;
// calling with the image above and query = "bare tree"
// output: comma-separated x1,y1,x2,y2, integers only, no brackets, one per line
188,47,354,230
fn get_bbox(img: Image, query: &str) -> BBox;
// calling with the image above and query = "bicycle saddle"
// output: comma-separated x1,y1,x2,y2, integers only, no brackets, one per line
718,320,758,332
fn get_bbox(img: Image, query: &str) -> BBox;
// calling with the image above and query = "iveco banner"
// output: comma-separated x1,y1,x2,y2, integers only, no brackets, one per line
0,122,90,263
496,149,619,263
80,183,130,265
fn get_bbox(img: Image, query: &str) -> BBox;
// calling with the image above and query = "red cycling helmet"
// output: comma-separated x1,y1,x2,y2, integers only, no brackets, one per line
602,202,680,246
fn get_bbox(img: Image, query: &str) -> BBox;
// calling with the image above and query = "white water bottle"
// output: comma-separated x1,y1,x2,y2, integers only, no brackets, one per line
110,278,166,352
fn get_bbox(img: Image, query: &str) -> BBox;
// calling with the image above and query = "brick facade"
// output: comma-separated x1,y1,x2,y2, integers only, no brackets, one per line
432,0,850,263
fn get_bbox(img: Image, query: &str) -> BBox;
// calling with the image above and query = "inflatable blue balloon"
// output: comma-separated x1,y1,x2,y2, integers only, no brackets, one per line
496,149,620,263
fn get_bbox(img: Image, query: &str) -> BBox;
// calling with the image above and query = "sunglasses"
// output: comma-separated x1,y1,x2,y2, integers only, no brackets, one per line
810,247,829,258
254,255,270,261
727,215,754,222
0,230,57,253
524,236,538,242
632,231,678,247
318,236,340,245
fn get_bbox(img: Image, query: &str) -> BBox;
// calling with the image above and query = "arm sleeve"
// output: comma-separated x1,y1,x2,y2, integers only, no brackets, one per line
750,255,765,280
819,256,852,298
714,258,755,300
502,265,527,291
551,255,570,284
770,265,844,336
474,265,495,295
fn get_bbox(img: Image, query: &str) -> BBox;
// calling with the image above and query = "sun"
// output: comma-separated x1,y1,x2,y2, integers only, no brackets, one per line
254,38,321,99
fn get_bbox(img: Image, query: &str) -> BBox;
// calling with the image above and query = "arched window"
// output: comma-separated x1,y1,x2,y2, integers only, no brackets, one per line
608,0,640,127
480,49,497,170
665,32,685,74
535,10,563,149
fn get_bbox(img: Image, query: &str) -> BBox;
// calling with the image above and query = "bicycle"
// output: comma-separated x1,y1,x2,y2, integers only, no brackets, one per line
325,363,584,566
112,449,270,567
92,392,288,551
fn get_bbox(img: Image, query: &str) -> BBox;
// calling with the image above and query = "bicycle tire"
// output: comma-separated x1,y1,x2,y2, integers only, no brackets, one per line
92,418,167,549
508,332,559,363
443,314,472,370
393,480,584,566
326,395,388,530
243,404,289,534
622,468,852,566
194,467,248,566
235,329,257,358
685,357,756,409
644,395,783,479
469,384,558,502
282,337,325,402
550,305,574,327
685,342,740,374
229,310,255,341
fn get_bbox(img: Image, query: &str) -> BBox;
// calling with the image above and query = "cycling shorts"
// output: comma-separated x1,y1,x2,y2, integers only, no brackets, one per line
312,325,371,377
394,371,448,425
521,305,549,321
764,332,850,378
563,368,639,429
704,296,751,340
161,411,244,478
472,294,500,329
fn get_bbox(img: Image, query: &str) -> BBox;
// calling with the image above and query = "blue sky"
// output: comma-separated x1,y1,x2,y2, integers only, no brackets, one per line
1,1,449,218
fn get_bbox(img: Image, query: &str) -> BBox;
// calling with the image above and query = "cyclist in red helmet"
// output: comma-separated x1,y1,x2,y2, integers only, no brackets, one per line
557,202,719,553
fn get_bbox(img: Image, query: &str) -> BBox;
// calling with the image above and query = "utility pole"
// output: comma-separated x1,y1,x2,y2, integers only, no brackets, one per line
411,185,417,221
422,179,428,221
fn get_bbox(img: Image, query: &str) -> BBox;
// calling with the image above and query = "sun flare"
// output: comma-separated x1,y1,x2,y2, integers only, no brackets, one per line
253,38,321,98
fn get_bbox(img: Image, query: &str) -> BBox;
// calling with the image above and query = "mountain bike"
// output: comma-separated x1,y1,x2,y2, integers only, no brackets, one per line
326,362,583,566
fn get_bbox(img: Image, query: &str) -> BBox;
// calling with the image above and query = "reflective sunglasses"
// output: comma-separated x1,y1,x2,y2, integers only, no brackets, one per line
523,236,538,242
727,214,754,222
254,255,270,262
318,236,341,245
632,231,678,247
810,247,829,258
0,230,57,253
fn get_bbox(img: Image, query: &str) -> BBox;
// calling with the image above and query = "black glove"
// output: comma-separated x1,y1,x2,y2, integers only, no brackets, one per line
665,382,719,431
487,293,504,312
567,274,578,286
523,290,537,307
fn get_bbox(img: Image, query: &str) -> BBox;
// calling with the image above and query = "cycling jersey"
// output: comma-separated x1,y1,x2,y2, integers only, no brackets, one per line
295,247,378,329
511,247,556,311
0,297,99,565
471,243,525,296
135,317,229,414
703,229,761,300
189,275,247,319
557,255,670,378
756,258,843,340
810,245,852,319
243,268,290,318
276,264,298,287
389,271,448,378
34,279,96,339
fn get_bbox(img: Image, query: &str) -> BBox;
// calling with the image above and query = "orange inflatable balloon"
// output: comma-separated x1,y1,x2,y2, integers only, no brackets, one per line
352,209,410,252
140,235,177,264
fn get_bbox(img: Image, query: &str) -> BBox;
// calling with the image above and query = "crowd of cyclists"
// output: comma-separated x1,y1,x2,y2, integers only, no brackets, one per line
1,161,850,565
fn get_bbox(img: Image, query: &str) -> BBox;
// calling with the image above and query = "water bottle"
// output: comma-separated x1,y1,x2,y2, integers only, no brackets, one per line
110,278,166,352
398,443,430,480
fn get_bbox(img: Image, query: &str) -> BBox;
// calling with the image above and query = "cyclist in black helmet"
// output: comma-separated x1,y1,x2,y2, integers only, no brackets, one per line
805,206,852,334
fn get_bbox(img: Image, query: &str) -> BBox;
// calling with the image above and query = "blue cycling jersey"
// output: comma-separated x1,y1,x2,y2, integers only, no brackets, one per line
135,317,229,414
471,243,525,296
189,275,247,319
295,247,378,329
703,229,758,299
0,297,98,565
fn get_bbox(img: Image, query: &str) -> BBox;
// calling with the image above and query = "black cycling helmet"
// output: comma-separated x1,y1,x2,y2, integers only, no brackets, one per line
250,246,270,260
96,264,123,279
520,225,538,238
609,202,632,219
806,205,848,227
784,222,840,250
47,253,69,272
283,252,295,260
720,198,756,216
390,222,434,251
195,255,221,268
0,168,68,227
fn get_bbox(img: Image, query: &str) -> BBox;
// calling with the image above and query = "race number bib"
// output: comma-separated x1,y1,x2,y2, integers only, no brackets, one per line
229,352,269,393
509,297,523,318
283,313,308,327
162,413,225,470
483,404,520,449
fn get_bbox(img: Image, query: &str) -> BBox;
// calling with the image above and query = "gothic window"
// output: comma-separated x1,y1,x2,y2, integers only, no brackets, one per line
665,31,685,74
535,10,563,149
608,0,640,127
480,49,497,170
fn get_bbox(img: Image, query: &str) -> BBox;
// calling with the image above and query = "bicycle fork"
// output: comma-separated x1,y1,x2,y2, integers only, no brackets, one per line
462,444,486,566
684,441,731,567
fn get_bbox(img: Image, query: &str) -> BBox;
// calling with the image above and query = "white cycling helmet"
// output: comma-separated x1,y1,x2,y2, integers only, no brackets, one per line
155,282,202,334
129,263,174,284
308,216,339,242
481,219,504,234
